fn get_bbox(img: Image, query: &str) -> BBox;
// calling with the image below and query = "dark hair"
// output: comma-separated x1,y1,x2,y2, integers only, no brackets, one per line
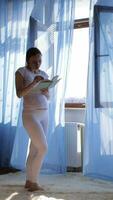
26,47,42,63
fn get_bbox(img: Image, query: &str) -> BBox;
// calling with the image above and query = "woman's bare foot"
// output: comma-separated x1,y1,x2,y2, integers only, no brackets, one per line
28,182,44,192
24,180,32,188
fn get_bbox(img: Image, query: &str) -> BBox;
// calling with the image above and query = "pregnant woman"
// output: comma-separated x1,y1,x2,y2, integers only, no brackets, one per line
15,47,50,191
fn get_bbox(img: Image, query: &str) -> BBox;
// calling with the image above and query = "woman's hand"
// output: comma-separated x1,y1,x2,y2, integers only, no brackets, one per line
41,88,48,94
41,88,50,99
33,75,44,84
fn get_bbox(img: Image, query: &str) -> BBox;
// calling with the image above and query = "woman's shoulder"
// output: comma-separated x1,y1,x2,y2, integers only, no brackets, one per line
15,66,26,77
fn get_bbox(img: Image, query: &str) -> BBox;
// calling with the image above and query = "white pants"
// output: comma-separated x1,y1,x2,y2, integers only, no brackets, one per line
22,109,48,182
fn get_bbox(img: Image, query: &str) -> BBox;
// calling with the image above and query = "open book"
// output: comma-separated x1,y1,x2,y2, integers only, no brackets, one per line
31,75,61,93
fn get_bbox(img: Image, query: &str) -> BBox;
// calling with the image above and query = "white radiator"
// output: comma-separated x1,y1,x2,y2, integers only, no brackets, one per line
65,122,84,168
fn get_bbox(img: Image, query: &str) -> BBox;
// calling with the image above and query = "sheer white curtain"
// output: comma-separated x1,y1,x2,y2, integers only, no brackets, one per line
84,0,113,181
11,0,75,173
0,0,34,167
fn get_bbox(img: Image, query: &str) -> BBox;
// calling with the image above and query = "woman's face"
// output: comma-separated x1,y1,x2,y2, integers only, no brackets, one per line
27,54,42,72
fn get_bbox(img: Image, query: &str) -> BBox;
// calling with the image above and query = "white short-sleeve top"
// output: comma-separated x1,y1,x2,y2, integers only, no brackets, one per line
16,66,49,111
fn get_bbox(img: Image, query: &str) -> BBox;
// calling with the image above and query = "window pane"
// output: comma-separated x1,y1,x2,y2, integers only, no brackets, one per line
75,0,90,19
95,6,113,107
65,28,89,103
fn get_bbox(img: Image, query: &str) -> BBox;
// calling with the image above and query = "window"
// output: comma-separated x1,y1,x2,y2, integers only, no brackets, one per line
75,0,90,19
65,26,89,105
94,5,113,108
65,0,90,107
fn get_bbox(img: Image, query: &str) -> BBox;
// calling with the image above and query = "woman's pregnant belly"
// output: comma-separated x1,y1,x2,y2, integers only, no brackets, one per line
23,93,48,110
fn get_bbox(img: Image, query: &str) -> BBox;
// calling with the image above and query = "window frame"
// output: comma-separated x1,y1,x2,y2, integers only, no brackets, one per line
94,5,113,108
65,18,89,109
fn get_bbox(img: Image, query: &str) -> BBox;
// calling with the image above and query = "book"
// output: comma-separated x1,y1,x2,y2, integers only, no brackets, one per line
31,75,61,93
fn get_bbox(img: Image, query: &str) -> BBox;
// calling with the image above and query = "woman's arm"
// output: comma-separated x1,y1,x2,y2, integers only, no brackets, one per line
15,71,40,98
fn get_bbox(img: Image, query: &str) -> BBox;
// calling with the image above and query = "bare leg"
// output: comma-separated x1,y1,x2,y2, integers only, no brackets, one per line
23,113,48,183
26,141,37,182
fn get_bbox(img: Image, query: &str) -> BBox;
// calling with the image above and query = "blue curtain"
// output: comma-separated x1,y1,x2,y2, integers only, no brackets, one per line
0,0,34,167
83,0,113,181
11,0,75,173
